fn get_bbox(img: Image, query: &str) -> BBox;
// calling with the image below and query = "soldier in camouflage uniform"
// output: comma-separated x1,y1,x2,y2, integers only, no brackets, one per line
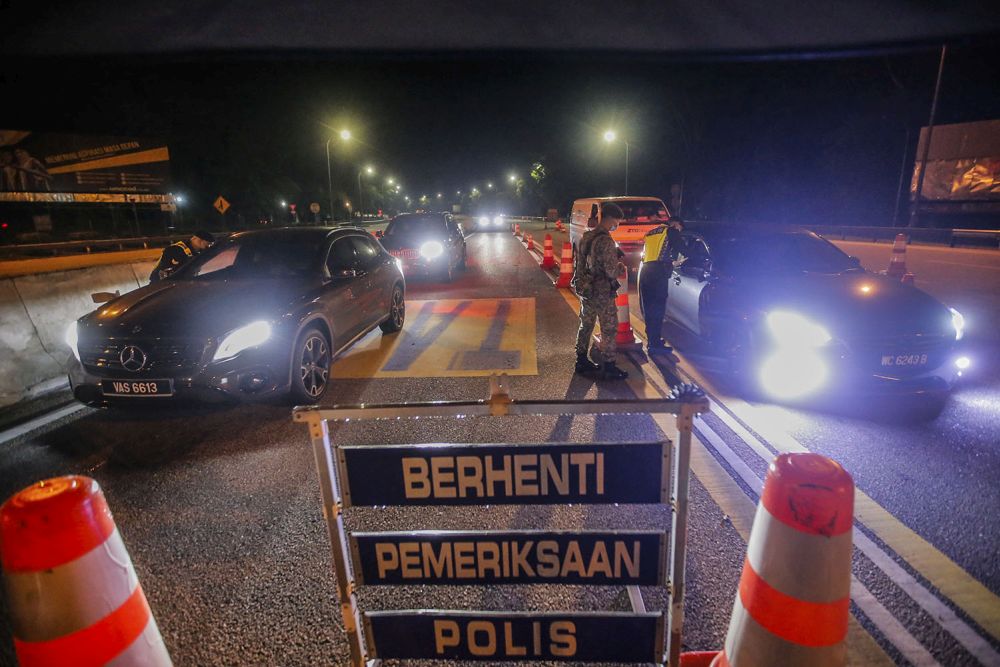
572,203,629,380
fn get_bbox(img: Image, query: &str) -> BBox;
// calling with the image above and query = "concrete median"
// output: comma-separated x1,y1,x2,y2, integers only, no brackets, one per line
0,255,157,408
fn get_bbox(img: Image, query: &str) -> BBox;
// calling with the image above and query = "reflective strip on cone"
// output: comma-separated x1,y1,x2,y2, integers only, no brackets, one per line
887,233,907,278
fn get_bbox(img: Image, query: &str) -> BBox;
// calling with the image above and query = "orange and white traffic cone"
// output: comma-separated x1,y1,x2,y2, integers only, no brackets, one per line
901,272,915,286
713,453,854,667
887,233,907,279
541,233,556,268
1,476,172,667
514,223,522,238
526,233,535,251
555,219,564,232
555,242,573,287
614,265,639,348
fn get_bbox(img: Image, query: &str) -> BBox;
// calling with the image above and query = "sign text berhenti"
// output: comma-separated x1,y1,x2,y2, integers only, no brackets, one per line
338,441,669,507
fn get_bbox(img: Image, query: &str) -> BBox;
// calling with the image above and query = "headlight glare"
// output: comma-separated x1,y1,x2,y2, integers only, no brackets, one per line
759,350,828,400
479,216,489,226
949,307,964,341
65,321,81,362
213,321,272,361
493,215,503,225
419,241,444,260
766,311,831,349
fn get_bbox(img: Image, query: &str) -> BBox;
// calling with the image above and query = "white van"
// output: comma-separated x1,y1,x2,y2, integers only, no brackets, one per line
568,196,672,261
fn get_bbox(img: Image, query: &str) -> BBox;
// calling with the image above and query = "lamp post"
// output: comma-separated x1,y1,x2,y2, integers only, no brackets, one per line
358,165,374,220
326,129,351,221
603,129,630,195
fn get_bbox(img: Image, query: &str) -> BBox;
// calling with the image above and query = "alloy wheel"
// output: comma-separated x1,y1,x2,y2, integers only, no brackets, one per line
300,335,330,398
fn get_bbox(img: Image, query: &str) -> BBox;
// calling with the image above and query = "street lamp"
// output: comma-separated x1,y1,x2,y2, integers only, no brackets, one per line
326,129,352,221
487,182,494,190
508,173,517,183
603,129,630,195
280,200,287,208
358,165,375,219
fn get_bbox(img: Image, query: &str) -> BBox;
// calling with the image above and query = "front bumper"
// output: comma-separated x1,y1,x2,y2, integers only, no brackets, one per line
68,345,292,407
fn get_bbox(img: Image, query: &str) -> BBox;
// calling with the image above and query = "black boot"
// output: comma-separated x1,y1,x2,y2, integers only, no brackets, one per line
600,361,629,380
575,353,600,375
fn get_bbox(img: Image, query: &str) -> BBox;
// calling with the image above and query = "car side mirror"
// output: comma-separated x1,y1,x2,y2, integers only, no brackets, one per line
91,290,120,303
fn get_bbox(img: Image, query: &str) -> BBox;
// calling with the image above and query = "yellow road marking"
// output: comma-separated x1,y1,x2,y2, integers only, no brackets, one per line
555,283,892,662
624,300,1000,643
332,298,537,378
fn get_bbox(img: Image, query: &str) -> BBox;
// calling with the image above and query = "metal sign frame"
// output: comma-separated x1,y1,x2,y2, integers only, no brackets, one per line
293,375,708,667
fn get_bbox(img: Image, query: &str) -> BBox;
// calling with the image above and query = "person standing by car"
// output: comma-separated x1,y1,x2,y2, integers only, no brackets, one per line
149,230,215,282
572,203,629,380
638,216,685,353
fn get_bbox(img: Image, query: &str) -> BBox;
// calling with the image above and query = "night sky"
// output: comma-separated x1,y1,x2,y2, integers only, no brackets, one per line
4,43,1000,227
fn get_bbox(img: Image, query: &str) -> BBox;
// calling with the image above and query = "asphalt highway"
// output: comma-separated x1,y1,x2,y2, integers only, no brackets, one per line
0,227,998,666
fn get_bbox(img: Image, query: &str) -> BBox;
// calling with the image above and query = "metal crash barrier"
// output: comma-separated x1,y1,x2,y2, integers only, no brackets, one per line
292,375,709,666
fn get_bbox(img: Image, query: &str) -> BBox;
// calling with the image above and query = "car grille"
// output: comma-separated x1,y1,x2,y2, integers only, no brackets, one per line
846,333,953,377
79,338,207,375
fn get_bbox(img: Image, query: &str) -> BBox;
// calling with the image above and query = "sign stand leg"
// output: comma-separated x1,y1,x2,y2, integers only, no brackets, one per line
308,417,370,667
666,404,696,667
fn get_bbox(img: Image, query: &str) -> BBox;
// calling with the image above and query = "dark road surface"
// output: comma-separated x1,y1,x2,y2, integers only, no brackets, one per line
1,228,998,666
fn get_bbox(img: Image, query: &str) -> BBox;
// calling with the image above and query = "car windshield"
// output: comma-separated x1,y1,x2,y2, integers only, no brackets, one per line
709,232,858,275
612,201,670,224
182,234,322,279
384,215,447,240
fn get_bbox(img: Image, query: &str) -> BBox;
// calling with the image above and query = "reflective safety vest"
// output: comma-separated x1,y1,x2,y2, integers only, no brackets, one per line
642,225,669,263
173,240,193,258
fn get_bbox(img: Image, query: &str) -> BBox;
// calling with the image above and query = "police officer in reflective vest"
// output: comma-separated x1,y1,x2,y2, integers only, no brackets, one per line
572,203,629,380
638,217,684,353
149,231,215,282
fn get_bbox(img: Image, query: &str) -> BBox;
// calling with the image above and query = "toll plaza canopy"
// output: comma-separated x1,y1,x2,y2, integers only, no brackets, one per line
3,0,999,57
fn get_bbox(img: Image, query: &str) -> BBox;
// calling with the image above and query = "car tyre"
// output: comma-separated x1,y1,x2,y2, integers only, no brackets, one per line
380,284,405,334
290,326,332,404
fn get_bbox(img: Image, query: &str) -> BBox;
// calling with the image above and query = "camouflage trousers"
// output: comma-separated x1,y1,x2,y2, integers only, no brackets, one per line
575,293,618,362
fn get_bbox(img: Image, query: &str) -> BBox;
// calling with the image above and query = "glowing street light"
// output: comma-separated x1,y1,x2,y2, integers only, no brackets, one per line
340,129,352,141
456,190,462,196
280,200,287,208
508,173,517,183
386,177,395,186
436,193,442,199
603,128,631,195
487,182,494,189
365,165,375,175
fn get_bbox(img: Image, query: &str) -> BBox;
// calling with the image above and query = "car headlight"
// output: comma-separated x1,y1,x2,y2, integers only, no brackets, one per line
759,350,828,400
766,311,831,349
419,241,444,260
949,307,964,341
493,215,503,225
213,321,272,361
65,321,81,362
478,216,489,226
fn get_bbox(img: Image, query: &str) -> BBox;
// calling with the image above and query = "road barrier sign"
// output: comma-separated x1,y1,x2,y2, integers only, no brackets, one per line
366,611,663,662
293,376,708,666
338,441,669,507
213,195,230,214
352,530,667,586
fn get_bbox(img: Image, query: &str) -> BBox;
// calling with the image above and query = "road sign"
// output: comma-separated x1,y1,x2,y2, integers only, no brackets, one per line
365,611,663,662
213,196,230,214
337,441,670,507
309,202,321,214
351,530,667,586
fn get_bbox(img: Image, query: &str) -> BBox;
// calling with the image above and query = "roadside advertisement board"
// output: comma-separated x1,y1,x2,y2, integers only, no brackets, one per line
0,129,171,195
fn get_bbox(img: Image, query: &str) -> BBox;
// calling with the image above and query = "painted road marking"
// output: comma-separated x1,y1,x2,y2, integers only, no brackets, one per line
332,298,537,378
551,285,892,663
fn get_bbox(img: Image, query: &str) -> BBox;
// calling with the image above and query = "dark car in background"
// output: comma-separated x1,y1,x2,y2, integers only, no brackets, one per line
65,227,406,406
650,224,968,404
378,212,466,281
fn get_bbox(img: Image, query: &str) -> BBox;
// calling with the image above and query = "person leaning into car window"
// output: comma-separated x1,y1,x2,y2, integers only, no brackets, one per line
638,216,685,354
149,231,215,282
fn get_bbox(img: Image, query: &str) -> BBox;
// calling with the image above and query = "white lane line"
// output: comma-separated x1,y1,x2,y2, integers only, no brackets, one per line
694,421,941,667
0,402,89,447
925,260,1000,272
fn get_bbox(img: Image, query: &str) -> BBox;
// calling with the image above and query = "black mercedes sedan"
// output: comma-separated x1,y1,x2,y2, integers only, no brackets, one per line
378,212,466,281
651,224,968,402
65,227,405,406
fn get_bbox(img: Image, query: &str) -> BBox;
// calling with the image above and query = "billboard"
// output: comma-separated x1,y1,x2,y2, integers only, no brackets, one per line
0,130,171,195
912,119,1000,201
